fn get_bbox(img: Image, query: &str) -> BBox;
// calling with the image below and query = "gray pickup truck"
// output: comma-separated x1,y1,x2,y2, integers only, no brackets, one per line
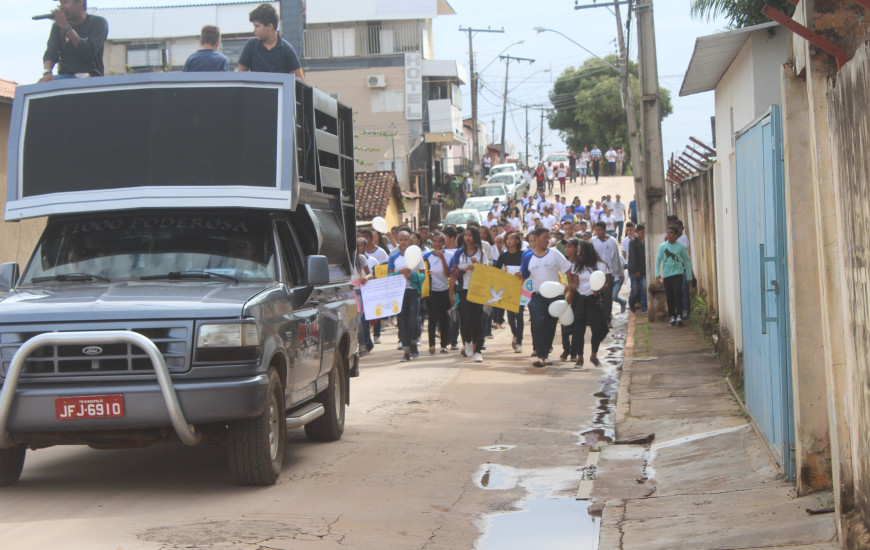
0,73,359,485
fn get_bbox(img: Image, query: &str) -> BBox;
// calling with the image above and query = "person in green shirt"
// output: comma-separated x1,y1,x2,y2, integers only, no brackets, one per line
655,225,693,326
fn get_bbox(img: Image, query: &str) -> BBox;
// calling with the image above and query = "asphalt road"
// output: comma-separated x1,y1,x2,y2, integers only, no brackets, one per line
0,310,627,550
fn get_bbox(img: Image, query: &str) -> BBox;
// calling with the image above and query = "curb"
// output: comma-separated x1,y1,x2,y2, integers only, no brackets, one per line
614,312,636,439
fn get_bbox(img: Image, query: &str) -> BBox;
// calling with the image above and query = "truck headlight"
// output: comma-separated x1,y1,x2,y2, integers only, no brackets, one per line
195,323,259,363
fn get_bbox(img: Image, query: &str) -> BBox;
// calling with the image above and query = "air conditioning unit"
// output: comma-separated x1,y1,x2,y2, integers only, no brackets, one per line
367,74,387,88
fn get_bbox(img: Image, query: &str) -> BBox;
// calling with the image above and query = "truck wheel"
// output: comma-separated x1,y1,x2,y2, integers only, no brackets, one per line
227,369,285,485
304,354,346,441
0,445,25,487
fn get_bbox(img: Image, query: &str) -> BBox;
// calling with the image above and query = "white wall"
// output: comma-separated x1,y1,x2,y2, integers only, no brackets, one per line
307,0,439,24
712,30,786,358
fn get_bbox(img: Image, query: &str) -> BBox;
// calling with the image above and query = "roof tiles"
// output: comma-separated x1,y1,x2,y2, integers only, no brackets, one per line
355,171,403,220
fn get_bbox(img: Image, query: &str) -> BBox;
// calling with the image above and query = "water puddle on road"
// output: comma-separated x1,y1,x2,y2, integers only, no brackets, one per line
476,498,599,550
473,315,626,549
472,464,599,549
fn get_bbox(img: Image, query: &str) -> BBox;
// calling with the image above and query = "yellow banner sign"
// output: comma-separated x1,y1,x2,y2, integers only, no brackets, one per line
466,264,523,313
374,264,388,279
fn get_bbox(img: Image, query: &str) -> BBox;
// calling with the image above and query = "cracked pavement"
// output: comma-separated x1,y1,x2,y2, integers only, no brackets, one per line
0,317,611,549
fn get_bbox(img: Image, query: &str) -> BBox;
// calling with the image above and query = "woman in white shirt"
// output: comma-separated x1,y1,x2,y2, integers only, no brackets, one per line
568,240,609,367
449,227,486,362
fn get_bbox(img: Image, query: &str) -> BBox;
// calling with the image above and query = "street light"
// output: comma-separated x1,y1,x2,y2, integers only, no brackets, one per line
509,68,550,94
532,27,620,73
479,40,525,75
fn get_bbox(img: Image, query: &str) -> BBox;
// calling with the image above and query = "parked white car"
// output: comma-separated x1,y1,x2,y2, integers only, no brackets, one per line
486,172,528,200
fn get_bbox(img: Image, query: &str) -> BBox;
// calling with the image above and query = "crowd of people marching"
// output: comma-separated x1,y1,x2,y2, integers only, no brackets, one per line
353,189,693,369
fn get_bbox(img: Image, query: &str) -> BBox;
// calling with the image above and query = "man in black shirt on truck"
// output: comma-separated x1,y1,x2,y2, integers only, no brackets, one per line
39,0,108,82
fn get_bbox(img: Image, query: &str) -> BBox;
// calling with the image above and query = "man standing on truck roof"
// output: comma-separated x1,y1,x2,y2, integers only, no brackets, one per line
183,25,228,72
39,0,108,82
237,3,304,80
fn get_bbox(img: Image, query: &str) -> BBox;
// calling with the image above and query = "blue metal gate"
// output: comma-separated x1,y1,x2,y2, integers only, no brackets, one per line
735,105,795,479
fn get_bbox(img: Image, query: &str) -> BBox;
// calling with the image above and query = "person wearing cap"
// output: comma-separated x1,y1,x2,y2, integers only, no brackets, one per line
40,0,108,82
524,205,538,229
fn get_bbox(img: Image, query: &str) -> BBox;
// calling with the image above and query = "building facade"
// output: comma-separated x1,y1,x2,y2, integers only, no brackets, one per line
93,0,465,226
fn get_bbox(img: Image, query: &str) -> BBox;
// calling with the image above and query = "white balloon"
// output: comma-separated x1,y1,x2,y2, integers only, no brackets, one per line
560,307,575,326
548,299,569,317
589,270,606,292
404,245,423,270
539,281,566,299
371,216,389,234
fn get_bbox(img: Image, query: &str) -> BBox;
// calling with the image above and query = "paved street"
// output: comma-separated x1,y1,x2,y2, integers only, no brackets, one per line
0,309,628,550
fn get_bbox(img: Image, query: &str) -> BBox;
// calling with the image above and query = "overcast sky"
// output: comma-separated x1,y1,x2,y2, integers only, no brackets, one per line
0,0,729,163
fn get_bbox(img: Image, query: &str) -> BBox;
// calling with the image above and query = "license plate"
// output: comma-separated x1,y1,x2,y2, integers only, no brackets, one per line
55,395,125,420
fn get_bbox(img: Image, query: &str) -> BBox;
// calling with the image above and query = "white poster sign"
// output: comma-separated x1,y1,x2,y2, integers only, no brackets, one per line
405,52,423,120
360,275,407,320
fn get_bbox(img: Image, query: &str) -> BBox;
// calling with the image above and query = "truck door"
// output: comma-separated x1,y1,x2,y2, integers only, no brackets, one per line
275,220,322,401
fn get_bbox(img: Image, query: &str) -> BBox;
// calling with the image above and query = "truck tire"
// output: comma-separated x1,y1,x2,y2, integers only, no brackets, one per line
227,369,285,485
0,445,25,486
304,354,346,441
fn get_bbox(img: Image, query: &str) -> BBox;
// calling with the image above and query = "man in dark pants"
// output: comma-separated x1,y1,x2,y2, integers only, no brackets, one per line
40,0,108,82
519,227,573,368
628,224,647,313
592,221,620,325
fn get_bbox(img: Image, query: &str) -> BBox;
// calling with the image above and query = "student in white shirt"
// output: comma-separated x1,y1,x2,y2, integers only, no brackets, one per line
612,193,627,240
422,232,454,354
508,210,522,230
552,195,566,218
541,208,557,231
601,208,617,236
621,222,635,262
483,211,499,229
518,226,573,367
524,206,538,229
568,240,610,367
448,226,486,362
592,221,622,324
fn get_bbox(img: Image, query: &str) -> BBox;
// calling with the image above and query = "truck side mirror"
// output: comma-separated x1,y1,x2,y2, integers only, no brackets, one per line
306,255,329,286
0,263,19,289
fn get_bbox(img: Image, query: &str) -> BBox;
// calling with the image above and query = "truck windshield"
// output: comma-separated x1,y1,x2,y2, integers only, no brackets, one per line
19,213,277,285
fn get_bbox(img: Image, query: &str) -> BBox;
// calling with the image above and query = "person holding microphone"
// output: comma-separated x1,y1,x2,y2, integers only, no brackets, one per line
38,0,108,82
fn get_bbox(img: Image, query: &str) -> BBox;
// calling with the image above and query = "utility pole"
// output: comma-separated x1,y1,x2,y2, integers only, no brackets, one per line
538,109,545,163
635,0,667,316
390,122,396,173
613,0,643,213
459,26,504,185
525,105,529,165
499,54,534,164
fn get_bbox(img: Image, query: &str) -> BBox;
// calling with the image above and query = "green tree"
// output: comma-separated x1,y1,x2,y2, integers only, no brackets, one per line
689,0,794,28
547,55,672,158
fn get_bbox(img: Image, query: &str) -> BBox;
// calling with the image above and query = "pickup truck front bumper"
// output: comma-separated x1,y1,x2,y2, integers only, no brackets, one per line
0,331,269,447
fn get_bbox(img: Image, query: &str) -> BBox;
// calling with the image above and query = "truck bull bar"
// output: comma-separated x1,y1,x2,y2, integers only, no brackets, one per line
0,331,202,448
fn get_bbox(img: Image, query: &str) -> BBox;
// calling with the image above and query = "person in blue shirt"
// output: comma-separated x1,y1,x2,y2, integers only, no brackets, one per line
238,3,304,80
629,198,638,224
183,25,228,72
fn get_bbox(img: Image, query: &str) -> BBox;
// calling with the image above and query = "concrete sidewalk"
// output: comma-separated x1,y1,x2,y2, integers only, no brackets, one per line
592,314,840,549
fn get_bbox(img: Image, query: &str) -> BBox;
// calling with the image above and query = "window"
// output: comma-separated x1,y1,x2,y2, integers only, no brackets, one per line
127,43,164,70
221,38,250,68
371,90,404,113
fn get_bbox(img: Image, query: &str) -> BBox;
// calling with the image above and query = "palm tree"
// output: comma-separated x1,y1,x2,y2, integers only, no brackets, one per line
690,0,795,28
